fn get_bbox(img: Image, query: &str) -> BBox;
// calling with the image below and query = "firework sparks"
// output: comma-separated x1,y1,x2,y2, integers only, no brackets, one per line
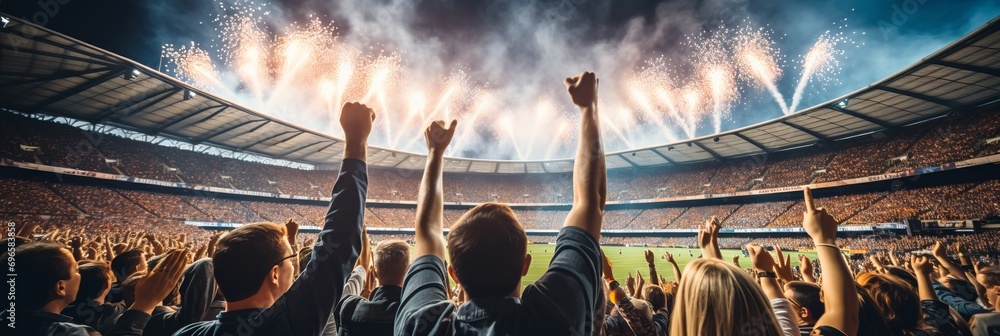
162,1,854,160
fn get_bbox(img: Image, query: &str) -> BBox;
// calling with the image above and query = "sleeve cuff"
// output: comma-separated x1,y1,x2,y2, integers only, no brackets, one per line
342,158,368,171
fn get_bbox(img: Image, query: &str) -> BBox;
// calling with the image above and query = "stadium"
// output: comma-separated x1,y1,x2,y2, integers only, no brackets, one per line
2,2,1000,336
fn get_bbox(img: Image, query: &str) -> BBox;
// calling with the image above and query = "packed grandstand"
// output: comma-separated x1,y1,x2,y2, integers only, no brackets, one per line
5,5,1000,336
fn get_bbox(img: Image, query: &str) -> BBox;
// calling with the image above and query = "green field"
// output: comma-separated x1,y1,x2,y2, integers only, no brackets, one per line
522,245,819,287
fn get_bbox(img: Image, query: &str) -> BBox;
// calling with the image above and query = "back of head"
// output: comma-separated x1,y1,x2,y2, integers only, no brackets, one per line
374,240,410,287
77,261,113,302
447,203,527,298
17,242,74,310
111,250,145,281
981,266,1000,287
856,272,924,335
884,266,918,289
642,285,666,311
853,283,895,336
784,281,824,323
212,222,288,302
670,258,783,336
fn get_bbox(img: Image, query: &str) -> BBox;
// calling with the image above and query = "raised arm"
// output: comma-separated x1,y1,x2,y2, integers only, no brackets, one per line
277,102,373,335
698,216,722,260
663,252,682,282
803,187,858,336
562,72,606,240
414,119,458,259
932,241,968,281
645,250,660,286
911,255,941,302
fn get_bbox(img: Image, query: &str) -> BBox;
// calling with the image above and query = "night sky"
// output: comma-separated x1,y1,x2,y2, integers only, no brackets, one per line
2,0,997,158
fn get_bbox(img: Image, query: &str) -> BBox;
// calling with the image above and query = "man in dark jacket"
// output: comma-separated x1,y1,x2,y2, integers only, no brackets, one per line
173,102,375,336
335,240,411,335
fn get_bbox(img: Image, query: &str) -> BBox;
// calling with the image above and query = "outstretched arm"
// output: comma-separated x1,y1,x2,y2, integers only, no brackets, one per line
932,241,968,281
803,187,859,336
280,102,373,335
414,120,458,260
562,72,606,240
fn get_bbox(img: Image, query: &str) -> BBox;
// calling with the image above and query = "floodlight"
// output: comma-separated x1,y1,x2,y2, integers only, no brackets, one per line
124,69,141,80
837,99,849,109
184,89,197,100
1,17,10,29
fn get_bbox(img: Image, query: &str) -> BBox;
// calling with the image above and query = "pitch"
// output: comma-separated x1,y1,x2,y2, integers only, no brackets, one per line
522,245,820,286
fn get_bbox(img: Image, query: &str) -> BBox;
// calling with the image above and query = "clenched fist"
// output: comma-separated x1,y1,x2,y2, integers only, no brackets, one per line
565,72,598,108
340,102,376,144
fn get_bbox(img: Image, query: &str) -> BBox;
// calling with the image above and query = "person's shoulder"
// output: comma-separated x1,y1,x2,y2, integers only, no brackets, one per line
396,300,457,334
48,321,97,336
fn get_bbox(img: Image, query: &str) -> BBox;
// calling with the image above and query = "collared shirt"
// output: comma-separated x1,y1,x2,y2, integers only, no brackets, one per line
174,159,368,336
395,226,602,336
335,285,403,336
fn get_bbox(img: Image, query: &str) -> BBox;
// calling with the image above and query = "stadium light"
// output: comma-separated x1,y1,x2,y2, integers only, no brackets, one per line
124,69,141,80
667,146,673,151
184,89,197,100
713,137,720,142
1,17,10,29
837,98,849,109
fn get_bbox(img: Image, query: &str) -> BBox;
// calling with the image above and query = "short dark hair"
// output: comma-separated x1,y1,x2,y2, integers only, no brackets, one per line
17,242,74,310
111,250,145,280
447,203,527,298
785,281,825,319
213,223,288,302
77,262,113,301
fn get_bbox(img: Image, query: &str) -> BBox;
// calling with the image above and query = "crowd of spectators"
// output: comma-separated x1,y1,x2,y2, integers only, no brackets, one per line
3,177,998,232
2,106,999,206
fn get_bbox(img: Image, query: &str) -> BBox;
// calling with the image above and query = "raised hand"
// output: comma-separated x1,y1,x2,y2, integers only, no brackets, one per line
799,255,814,276
285,219,299,248
644,250,655,265
564,71,598,108
911,254,934,276
746,244,776,272
424,120,458,154
662,251,676,264
601,250,615,281
733,255,741,267
625,272,636,295
340,102,376,144
698,216,722,259
773,246,793,282
932,241,947,259
802,187,838,244
131,249,190,314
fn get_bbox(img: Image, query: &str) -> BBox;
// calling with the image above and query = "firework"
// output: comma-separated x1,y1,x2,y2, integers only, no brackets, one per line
163,0,854,160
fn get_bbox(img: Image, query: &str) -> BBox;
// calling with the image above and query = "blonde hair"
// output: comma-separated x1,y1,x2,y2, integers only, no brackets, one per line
669,258,783,336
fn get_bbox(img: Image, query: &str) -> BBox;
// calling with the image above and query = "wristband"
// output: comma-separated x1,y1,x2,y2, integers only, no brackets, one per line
814,243,839,249
608,280,620,290
757,271,777,278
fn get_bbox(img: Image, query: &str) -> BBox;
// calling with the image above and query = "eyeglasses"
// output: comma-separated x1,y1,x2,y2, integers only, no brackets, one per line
272,254,297,268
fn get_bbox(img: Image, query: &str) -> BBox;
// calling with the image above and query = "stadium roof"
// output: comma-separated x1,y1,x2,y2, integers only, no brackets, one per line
1,15,999,173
